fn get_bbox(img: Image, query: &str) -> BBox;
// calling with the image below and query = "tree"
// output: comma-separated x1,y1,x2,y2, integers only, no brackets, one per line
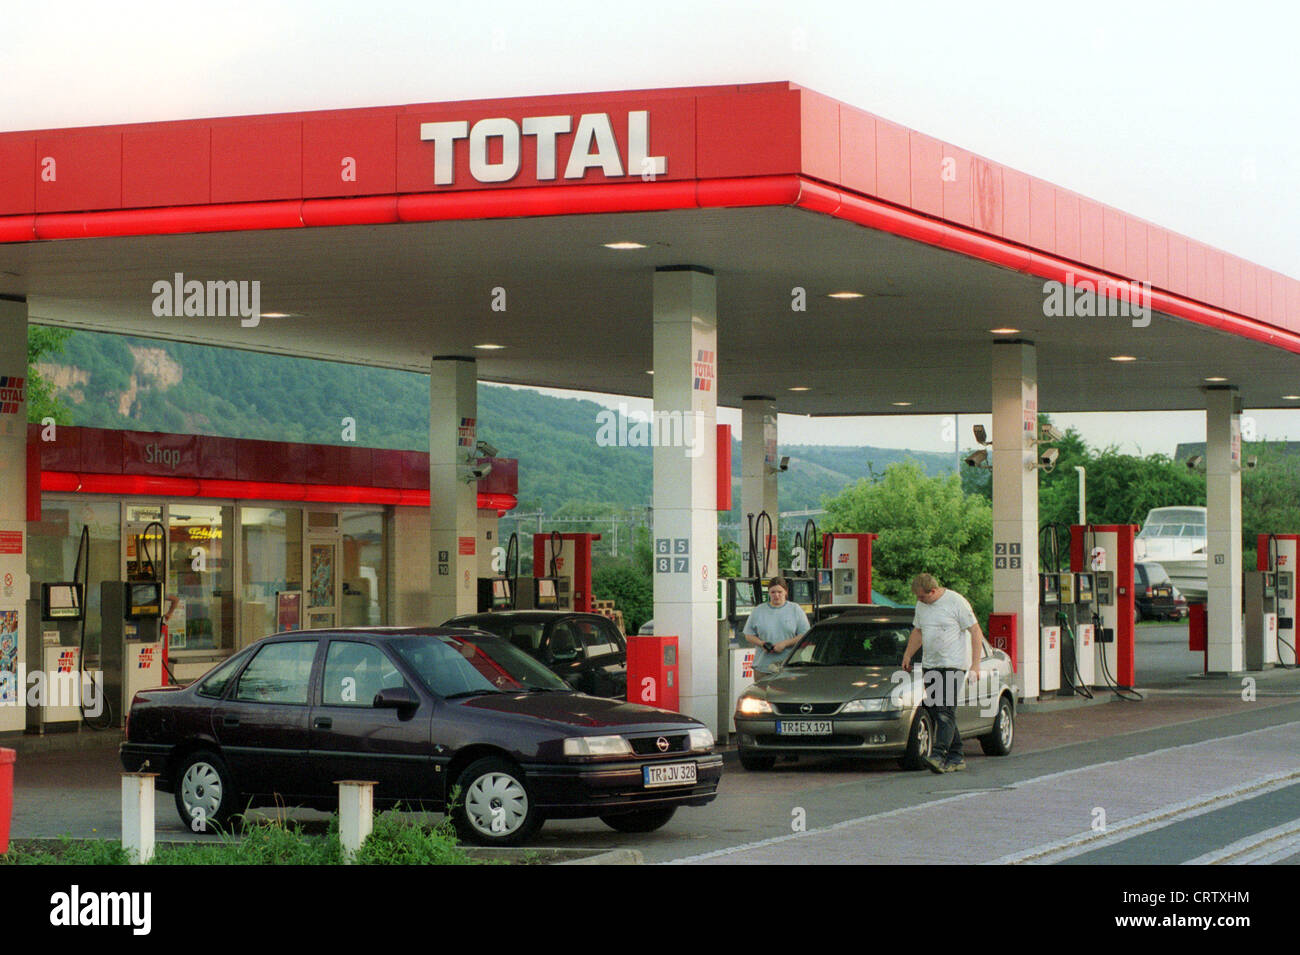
26,326,73,424
821,461,993,621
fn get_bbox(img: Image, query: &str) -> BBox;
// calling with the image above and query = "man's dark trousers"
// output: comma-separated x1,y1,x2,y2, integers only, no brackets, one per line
923,667,965,764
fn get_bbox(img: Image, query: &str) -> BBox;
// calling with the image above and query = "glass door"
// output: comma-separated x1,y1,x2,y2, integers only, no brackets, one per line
305,511,341,630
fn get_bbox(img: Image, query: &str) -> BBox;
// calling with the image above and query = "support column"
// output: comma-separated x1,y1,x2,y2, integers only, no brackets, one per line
741,396,779,576
652,266,718,731
1205,386,1244,673
0,300,28,732
991,342,1041,697
429,357,479,622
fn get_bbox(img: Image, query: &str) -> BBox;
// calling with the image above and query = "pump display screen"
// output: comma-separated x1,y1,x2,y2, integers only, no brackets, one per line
731,579,762,615
535,578,558,609
1040,575,1060,605
127,581,164,619
1075,573,1094,603
42,583,83,621
491,578,511,608
788,578,816,607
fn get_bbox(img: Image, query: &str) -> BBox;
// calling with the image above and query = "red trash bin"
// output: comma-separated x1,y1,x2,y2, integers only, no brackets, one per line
0,747,14,855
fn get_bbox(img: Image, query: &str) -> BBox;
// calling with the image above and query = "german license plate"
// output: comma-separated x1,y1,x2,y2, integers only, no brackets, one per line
776,720,833,735
643,762,697,788
1155,587,1171,597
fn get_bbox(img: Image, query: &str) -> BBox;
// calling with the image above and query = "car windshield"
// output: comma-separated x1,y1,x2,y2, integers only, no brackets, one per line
390,632,571,697
455,617,547,655
784,620,912,667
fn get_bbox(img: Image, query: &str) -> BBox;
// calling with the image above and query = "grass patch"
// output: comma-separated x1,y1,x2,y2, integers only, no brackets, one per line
1,811,479,865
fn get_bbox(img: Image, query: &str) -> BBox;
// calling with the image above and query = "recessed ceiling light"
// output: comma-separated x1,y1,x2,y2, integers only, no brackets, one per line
1204,376,1228,382
1109,355,1137,362
892,401,912,407
990,327,1019,335
474,343,506,350
646,370,654,375
827,291,864,299
1283,394,1300,400
603,241,646,250
260,312,293,318
788,386,811,392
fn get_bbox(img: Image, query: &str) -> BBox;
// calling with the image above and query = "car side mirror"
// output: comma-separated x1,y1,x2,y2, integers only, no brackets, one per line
373,686,419,715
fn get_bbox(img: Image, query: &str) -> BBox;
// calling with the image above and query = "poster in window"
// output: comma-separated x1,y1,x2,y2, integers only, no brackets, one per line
277,591,302,632
0,609,19,703
310,545,334,609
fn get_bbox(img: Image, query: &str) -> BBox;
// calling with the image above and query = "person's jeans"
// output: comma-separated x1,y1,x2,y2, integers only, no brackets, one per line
922,667,965,764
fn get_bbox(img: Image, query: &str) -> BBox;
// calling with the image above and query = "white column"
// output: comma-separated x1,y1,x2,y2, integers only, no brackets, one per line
120,773,157,864
652,266,718,731
337,779,375,864
429,357,479,622
741,396,779,575
1205,387,1244,672
0,299,28,734
991,342,1041,697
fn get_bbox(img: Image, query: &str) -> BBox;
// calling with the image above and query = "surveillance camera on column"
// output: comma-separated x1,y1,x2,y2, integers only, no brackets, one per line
1038,447,1059,471
1186,454,1205,470
972,424,991,446
476,440,500,458
964,449,991,469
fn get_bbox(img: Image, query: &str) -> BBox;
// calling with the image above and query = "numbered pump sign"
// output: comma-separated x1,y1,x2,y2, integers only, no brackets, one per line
654,537,691,575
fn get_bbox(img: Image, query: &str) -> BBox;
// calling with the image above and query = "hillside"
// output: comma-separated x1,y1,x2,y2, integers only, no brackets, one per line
36,329,959,515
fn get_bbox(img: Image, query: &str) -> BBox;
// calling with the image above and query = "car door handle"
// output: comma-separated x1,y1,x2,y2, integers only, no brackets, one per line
222,715,240,727
314,717,332,730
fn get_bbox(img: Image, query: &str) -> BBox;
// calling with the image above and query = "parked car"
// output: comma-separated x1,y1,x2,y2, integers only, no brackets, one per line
444,611,627,699
1135,562,1182,622
120,627,720,846
733,609,1019,771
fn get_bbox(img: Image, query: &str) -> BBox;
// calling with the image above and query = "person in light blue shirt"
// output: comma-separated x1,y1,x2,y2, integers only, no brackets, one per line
743,577,810,673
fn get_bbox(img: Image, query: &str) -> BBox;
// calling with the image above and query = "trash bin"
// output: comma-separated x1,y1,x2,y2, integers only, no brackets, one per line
0,748,14,855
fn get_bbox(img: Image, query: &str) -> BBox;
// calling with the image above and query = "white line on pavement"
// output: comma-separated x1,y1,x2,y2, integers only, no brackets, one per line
1182,817,1300,865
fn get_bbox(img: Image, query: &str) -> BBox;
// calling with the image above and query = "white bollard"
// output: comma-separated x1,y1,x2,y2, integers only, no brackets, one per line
121,773,157,865
336,780,376,864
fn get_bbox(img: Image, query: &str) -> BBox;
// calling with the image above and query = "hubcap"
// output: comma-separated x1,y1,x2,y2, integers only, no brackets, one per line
1000,701,1013,746
465,771,528,836
917,714,932,756
182,761,223,823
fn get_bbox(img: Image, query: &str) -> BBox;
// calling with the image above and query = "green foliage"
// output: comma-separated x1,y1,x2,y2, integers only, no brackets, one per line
821,460,993,621
26,326,73,424
351,811,474,866
592,557,654,634
1242,443,1300,568
1,835,129,865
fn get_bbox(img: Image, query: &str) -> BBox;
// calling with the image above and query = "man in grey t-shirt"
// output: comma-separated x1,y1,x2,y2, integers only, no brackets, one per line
743,577,810,674
901,573,984,773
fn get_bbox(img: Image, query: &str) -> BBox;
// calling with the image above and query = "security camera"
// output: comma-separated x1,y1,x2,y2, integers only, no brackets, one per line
1245,455,1258,470
1039,447,1060,470
779,456,790,472
964,449,991,469
1039,424,1064,443
465,461,493,483
973,425,989,446
1186,454,1205,470
475,440,499,458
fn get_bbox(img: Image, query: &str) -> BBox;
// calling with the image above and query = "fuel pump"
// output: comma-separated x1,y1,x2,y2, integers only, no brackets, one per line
1243,569,1279,670
1037,524,1063,695
101,522,167,728
780,519,820,617
529,531,599,611
820,532,877,605
477,531,519,612
1257,534,1297,668
25,525,92,734
1072,570,1097,690
1071,524,1142,701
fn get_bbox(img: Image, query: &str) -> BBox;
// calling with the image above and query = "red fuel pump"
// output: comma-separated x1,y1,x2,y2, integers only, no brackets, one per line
1070,524,1139,696
820,533,877,605
531,532,599,612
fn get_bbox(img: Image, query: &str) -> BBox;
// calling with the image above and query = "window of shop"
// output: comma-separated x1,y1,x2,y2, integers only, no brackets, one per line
27,500,121,658
166,503,235,652
241,507,304,644
341,510,386,627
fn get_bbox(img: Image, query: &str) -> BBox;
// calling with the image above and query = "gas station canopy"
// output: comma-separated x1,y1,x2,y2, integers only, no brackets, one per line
1,81,1296,413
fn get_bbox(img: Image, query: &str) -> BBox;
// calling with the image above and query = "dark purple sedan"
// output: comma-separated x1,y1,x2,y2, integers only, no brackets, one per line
120,627,721,846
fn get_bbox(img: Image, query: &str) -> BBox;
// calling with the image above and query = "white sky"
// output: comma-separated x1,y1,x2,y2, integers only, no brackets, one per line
4,0,1297,454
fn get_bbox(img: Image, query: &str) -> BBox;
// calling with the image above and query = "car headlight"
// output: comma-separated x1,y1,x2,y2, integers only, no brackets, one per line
563,735,632,757
737,696,773,716
840,697,894,714
688,727,714,752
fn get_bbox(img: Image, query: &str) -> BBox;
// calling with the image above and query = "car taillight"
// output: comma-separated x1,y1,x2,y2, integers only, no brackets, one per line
1145,587,1153,596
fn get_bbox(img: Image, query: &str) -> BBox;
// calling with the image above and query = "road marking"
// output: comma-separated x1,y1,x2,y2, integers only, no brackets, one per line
666,719,1300,865
986,771,1300,865
1182,817,1300,865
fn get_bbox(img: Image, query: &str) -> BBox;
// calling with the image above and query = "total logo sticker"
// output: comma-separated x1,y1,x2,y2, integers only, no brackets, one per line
57,650,77,674
138,647,156,669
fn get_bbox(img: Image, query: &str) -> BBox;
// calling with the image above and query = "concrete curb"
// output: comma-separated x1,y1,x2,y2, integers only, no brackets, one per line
556,848,644,865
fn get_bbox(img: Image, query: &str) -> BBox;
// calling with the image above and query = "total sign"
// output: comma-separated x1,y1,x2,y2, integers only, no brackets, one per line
405,103,692,190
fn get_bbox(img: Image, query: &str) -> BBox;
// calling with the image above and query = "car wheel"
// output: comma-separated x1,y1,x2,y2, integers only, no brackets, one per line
1134,606,1142,625
980,694,1015,756
452,757,542,847
173,750,239,833
600,807,677,833
901,708,935,770
738,750,776,771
